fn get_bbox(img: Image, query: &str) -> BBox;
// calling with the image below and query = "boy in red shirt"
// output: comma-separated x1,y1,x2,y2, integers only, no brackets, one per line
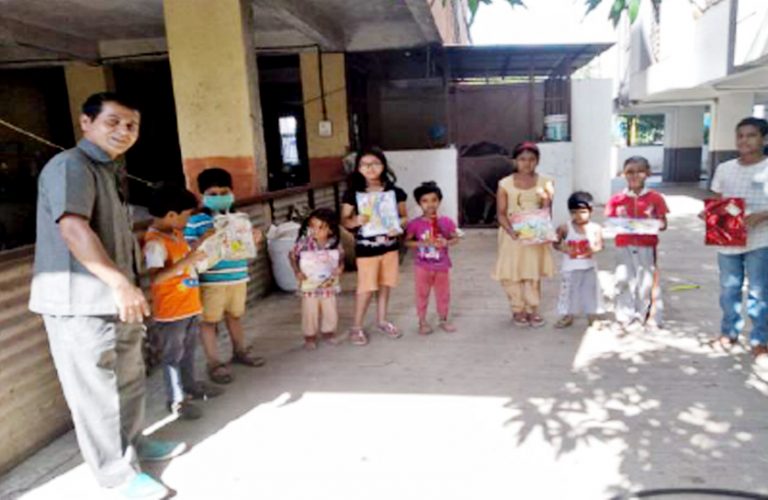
605,156,669,330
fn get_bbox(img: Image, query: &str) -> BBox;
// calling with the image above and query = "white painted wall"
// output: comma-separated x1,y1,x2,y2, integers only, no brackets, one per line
535,142,573,225
735,0,768,66
627,0,731,100
616,145,664,173
572,78,614,205
665,106,706,148
384,147,459,223
710,93,756,151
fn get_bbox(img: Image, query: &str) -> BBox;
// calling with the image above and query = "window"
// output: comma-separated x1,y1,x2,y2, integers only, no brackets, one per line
278,116,300,166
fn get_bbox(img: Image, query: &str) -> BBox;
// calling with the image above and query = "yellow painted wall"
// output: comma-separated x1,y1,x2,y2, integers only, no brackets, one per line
300,52,349,159
164,0,262,161
64,63,112,139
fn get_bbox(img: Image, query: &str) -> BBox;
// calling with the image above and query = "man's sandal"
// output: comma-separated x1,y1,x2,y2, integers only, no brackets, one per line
207,363,233,385
231,346,266,367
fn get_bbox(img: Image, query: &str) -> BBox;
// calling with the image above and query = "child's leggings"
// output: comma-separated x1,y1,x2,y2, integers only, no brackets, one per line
301,295,338,337
414,266,451,320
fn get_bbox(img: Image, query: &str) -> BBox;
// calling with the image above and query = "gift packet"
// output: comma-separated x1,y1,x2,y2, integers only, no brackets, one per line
704,197,746,247
567,239,592,259
509,209,557,245
195,213,258,273
298,249,341,293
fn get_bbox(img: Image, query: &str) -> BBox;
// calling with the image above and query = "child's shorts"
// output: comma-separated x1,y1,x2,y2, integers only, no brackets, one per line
200,282,247,323
356,250,399,293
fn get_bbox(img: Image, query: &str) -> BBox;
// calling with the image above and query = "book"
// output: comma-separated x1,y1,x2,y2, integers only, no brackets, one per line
356,191,402,238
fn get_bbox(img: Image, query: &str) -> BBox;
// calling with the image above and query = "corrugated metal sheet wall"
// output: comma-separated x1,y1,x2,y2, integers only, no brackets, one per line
0,181,342,475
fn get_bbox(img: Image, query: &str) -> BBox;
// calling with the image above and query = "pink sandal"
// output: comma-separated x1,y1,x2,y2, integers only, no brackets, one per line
378,321,402,339
348,328,369,346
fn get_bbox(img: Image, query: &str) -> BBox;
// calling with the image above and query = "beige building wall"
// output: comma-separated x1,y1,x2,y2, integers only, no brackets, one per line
64,63,113,139
300,51,349,182
164,0,267,197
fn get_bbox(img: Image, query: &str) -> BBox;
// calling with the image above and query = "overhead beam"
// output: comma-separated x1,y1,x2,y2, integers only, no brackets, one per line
252,0,344,51
403,0,442,43
0,18,99,62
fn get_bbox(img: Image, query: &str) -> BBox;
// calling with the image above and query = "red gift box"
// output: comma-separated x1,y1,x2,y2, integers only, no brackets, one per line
705,198,746,247
568,239,592,259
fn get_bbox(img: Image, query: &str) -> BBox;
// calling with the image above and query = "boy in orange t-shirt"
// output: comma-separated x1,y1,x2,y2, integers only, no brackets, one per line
144,185,222,420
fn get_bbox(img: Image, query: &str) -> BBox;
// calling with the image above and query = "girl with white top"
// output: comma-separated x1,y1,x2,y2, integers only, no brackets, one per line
554,192,604,328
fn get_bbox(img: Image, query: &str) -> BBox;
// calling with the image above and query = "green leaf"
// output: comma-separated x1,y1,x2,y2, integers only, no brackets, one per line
628,0,641,23
608,0,626,27
584,0,602,15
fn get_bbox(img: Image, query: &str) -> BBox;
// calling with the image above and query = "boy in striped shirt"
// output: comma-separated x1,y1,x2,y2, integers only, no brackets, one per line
185,168,264,384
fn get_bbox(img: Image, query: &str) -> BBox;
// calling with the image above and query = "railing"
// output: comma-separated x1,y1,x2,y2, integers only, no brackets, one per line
0,176,345,475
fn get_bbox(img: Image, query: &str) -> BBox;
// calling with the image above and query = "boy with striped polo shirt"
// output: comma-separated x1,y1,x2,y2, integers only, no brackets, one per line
185,168,265,384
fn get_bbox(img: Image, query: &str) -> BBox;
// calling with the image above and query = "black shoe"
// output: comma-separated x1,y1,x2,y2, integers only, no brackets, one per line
185,382,225,400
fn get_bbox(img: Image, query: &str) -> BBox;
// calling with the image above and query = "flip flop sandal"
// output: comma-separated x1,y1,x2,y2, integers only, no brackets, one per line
513,313,529,327
378,321,402,339
418,322,434,335
348,328,369,346
232,347,266,367
207,363,232,385
528,314,546,328
554,316,574,329
438,321,457,333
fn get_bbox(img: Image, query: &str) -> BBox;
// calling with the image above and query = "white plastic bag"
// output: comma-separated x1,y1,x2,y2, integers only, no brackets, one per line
267,222,301,292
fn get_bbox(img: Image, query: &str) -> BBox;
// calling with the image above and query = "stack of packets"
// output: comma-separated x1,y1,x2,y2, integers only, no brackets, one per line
298,249,341,294
603,217,661,238
356,191,402,238
704,197,746,247
196,213,258,272
417,218,442,262
509,209,556,245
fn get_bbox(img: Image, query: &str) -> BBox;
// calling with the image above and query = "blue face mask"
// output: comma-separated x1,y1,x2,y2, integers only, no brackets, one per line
203,193,234,212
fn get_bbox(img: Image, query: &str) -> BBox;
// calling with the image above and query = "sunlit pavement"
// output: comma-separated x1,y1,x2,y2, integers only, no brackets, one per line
2,184,768,500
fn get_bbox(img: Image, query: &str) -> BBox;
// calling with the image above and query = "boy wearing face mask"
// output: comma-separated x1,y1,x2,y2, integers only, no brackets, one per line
184,168,265,385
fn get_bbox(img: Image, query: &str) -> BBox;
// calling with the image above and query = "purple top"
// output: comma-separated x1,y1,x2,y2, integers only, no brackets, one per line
405,216,457,271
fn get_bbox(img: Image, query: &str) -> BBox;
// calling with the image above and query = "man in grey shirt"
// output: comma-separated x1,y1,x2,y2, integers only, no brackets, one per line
29,92,183,499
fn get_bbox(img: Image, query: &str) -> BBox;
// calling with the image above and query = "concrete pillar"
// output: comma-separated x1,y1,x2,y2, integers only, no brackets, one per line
572,78,613,204
299,51,349,183
709,93,755,175
64,63,113,140
662,106,705,182
164,0,267,198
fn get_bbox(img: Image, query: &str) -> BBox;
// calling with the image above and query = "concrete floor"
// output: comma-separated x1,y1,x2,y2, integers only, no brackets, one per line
2,185,768,500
